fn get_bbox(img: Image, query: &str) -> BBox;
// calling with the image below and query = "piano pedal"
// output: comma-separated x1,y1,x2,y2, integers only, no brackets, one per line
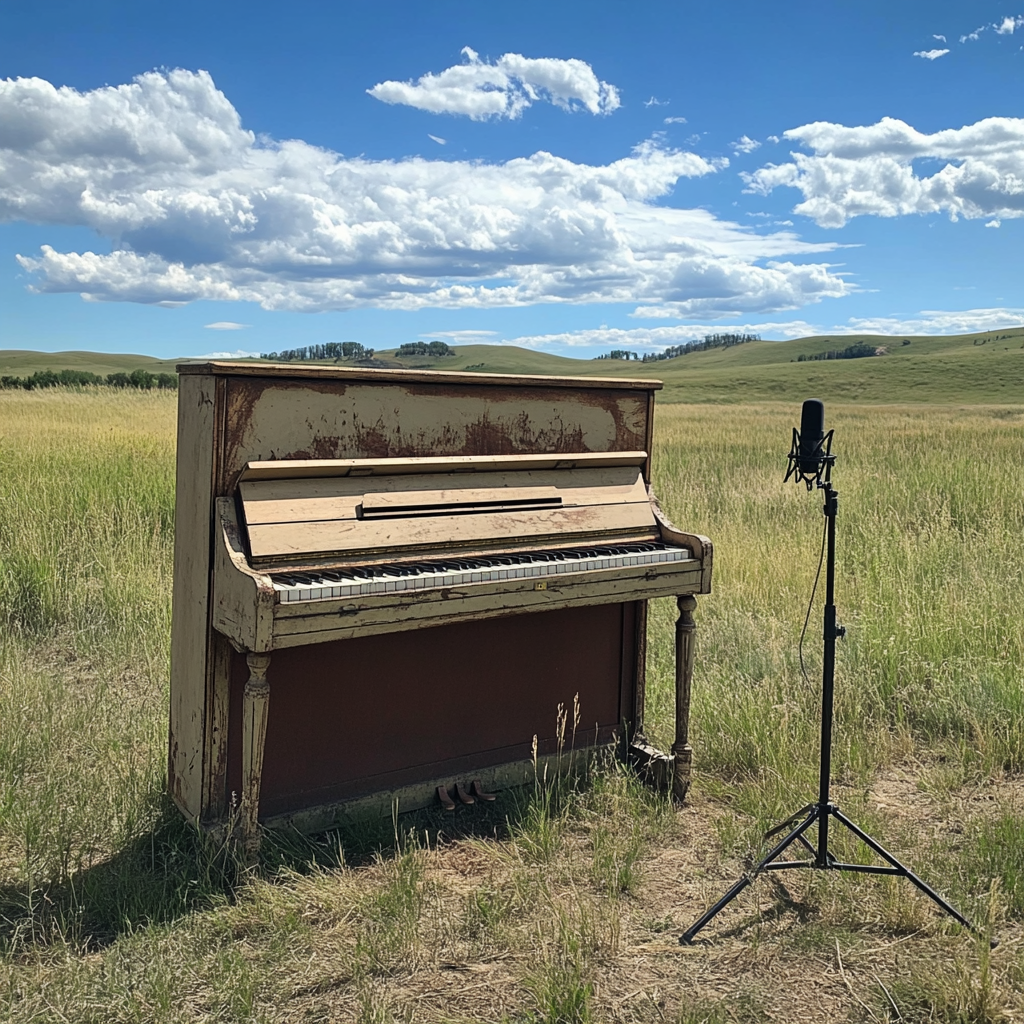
436,786,456,812
453,782,476,806
470,779,496,802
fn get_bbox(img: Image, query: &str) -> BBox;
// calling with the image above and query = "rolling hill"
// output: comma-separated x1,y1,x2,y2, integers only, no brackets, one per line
3,326,1023,403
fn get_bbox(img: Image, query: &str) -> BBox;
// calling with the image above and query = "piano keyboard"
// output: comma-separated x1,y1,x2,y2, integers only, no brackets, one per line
271,541,691,603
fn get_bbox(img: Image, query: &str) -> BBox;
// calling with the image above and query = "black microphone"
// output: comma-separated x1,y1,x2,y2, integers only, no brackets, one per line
798,399,825,477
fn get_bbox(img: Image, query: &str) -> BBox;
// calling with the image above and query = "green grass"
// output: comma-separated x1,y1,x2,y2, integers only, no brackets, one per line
1,389,1024,1021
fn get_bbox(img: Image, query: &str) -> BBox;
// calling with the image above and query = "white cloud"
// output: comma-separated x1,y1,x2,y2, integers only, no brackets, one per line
986,219,1001,227
504,320,819,351
742,115,1024,227
836,308,1024,335
960,24,987,42
995,16,1024,34
913,48,949,59
663,116,688,125
204,320,248,329
367,47,620,120
427,134,446,145
420,329,498,341
200,348,262,358
933,34,947,42
731,135,761,154
2,70,850,317
644,96,668,107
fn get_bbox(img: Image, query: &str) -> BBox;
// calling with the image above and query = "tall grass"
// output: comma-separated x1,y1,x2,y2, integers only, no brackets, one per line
1,392,1023,1021
646,405,1024,805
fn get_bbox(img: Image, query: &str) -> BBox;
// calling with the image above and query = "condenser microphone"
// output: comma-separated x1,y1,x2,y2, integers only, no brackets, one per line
798,399,825,476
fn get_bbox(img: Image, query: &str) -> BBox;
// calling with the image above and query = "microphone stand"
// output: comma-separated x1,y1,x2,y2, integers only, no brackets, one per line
680,429,980,945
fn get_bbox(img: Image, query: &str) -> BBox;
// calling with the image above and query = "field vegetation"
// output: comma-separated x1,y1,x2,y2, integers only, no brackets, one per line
0,387,1023,1021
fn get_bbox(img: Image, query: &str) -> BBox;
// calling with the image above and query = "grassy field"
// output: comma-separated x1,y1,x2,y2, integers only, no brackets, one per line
4,324,1024,404
1,389,1023,1022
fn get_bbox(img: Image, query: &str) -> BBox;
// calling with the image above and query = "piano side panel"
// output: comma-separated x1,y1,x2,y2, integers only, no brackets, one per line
218,378,652,494
226,602,638,818
168,373,219,819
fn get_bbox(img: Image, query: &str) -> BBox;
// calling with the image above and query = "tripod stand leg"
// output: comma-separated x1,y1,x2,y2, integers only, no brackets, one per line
681,806,819,944
831,808,977,934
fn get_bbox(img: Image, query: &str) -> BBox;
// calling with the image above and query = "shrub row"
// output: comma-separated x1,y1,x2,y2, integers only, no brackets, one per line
0,368,178,390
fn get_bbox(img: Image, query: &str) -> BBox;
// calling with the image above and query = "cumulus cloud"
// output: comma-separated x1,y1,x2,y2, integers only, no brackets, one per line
367,47,620,120
995,15,1024,33
2,70,850,316
731,135,761,154
960,24,987,42
663,116,688,125
913,48,949,59
742,115,1024,227
205,321,248,329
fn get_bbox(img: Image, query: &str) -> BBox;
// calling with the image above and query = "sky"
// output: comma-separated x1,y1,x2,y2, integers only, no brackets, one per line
1,0,1023,360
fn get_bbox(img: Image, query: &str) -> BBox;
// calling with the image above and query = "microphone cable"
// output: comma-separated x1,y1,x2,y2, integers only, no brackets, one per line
798,513,829,689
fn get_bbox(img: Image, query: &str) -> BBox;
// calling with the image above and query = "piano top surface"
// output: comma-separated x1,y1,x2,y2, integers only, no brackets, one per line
176,360,663,392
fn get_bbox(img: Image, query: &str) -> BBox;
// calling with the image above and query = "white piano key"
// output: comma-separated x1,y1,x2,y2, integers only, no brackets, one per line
271,543,691,603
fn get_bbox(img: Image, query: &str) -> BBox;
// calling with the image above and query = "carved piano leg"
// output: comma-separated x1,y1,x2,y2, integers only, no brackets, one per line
241,652,271,859
672,595,698,802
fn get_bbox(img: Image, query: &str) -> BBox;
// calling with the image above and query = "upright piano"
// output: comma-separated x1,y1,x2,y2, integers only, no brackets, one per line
169,361,712,848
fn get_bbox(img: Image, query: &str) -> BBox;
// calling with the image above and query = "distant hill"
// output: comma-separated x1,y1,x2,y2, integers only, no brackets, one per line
3,327,1023,403
0,350,182,376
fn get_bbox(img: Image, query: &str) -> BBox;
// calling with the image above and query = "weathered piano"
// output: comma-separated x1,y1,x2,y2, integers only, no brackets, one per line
169,361,712,848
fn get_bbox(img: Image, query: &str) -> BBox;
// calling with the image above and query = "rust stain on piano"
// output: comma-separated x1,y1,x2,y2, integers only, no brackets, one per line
220,377,648,490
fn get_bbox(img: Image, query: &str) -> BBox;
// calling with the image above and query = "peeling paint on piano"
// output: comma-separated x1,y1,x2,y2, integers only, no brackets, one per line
220,377,650,492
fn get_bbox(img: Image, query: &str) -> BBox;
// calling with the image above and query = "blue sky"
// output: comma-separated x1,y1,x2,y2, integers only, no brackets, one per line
1,0,1022,359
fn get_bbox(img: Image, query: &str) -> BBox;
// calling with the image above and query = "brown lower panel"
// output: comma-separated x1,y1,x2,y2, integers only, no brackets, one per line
228,602,635,818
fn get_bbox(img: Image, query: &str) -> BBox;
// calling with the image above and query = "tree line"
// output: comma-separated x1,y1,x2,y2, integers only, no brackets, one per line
639,332,762,362
795,342,878,362
592,333,762,362
396,341,455,357
0,368,178,390
261,342,375,361
594,349,640,361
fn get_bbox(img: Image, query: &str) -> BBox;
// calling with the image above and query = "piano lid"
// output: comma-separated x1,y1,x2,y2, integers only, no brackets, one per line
238,453,658,567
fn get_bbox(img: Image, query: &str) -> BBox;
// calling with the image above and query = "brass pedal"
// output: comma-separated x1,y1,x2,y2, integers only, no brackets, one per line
454,782,475,805
470,779,496,802
436,785,456,811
